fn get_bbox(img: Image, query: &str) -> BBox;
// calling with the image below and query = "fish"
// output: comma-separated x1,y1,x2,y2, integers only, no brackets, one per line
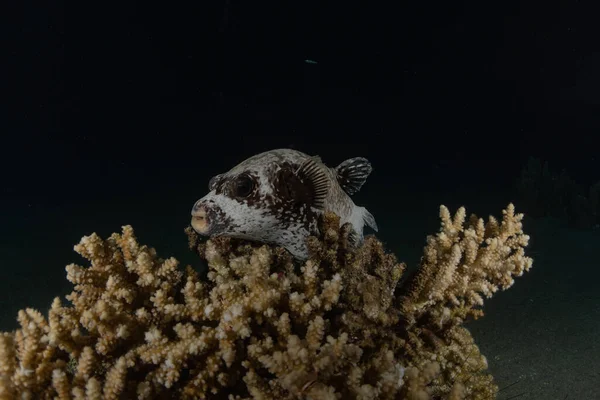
190,148,378,259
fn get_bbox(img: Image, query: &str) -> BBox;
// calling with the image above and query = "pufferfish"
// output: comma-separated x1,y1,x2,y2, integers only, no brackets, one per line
190,148,378,259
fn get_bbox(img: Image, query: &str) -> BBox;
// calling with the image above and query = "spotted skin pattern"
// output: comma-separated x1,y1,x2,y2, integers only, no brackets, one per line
191,149,377,259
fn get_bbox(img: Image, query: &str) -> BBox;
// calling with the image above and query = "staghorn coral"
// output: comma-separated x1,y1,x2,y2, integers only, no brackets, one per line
0,204,532,399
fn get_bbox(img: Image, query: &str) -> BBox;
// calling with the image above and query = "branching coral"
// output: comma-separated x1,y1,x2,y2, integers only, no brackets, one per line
0,204,532,399
400,204,532,326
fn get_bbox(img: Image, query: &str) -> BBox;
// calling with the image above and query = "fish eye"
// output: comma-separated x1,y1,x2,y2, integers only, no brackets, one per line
234,174,254,198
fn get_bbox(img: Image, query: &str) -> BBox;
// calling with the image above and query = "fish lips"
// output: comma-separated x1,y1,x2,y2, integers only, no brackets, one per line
190,201,222,236
190,199,230,236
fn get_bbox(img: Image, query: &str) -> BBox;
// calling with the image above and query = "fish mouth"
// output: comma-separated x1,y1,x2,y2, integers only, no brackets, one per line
191,204,211,235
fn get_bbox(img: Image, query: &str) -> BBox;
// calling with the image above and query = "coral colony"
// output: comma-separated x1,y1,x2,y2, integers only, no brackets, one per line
0,204,532,399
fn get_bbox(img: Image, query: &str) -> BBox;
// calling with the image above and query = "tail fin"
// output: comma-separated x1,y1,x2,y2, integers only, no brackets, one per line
362,207,378,232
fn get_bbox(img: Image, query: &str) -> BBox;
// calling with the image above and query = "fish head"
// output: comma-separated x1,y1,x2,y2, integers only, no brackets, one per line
190,150,328,255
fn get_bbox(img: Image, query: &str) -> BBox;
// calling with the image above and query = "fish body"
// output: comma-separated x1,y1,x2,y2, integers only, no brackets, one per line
191,149,377,259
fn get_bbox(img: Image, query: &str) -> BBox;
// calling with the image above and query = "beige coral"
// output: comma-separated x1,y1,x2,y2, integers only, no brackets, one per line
400,203,533,328
0,204,532,399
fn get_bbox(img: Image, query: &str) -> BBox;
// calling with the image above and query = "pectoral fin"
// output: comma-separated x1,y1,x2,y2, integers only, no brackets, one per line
335,157,373,195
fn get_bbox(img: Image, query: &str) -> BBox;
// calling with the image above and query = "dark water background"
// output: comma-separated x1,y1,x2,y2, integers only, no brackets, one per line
4,1,600,397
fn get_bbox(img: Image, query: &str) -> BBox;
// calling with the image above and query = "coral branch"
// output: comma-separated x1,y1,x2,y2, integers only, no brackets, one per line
401,204,533,328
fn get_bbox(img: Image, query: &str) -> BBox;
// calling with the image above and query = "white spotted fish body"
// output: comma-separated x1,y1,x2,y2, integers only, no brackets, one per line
191,149,378,259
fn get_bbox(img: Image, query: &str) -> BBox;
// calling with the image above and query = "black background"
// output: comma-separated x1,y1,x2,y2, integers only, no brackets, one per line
3,0,600,286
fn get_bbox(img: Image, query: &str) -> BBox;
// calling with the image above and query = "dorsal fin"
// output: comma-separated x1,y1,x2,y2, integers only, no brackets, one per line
296,157,330,209
334,157,373,195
